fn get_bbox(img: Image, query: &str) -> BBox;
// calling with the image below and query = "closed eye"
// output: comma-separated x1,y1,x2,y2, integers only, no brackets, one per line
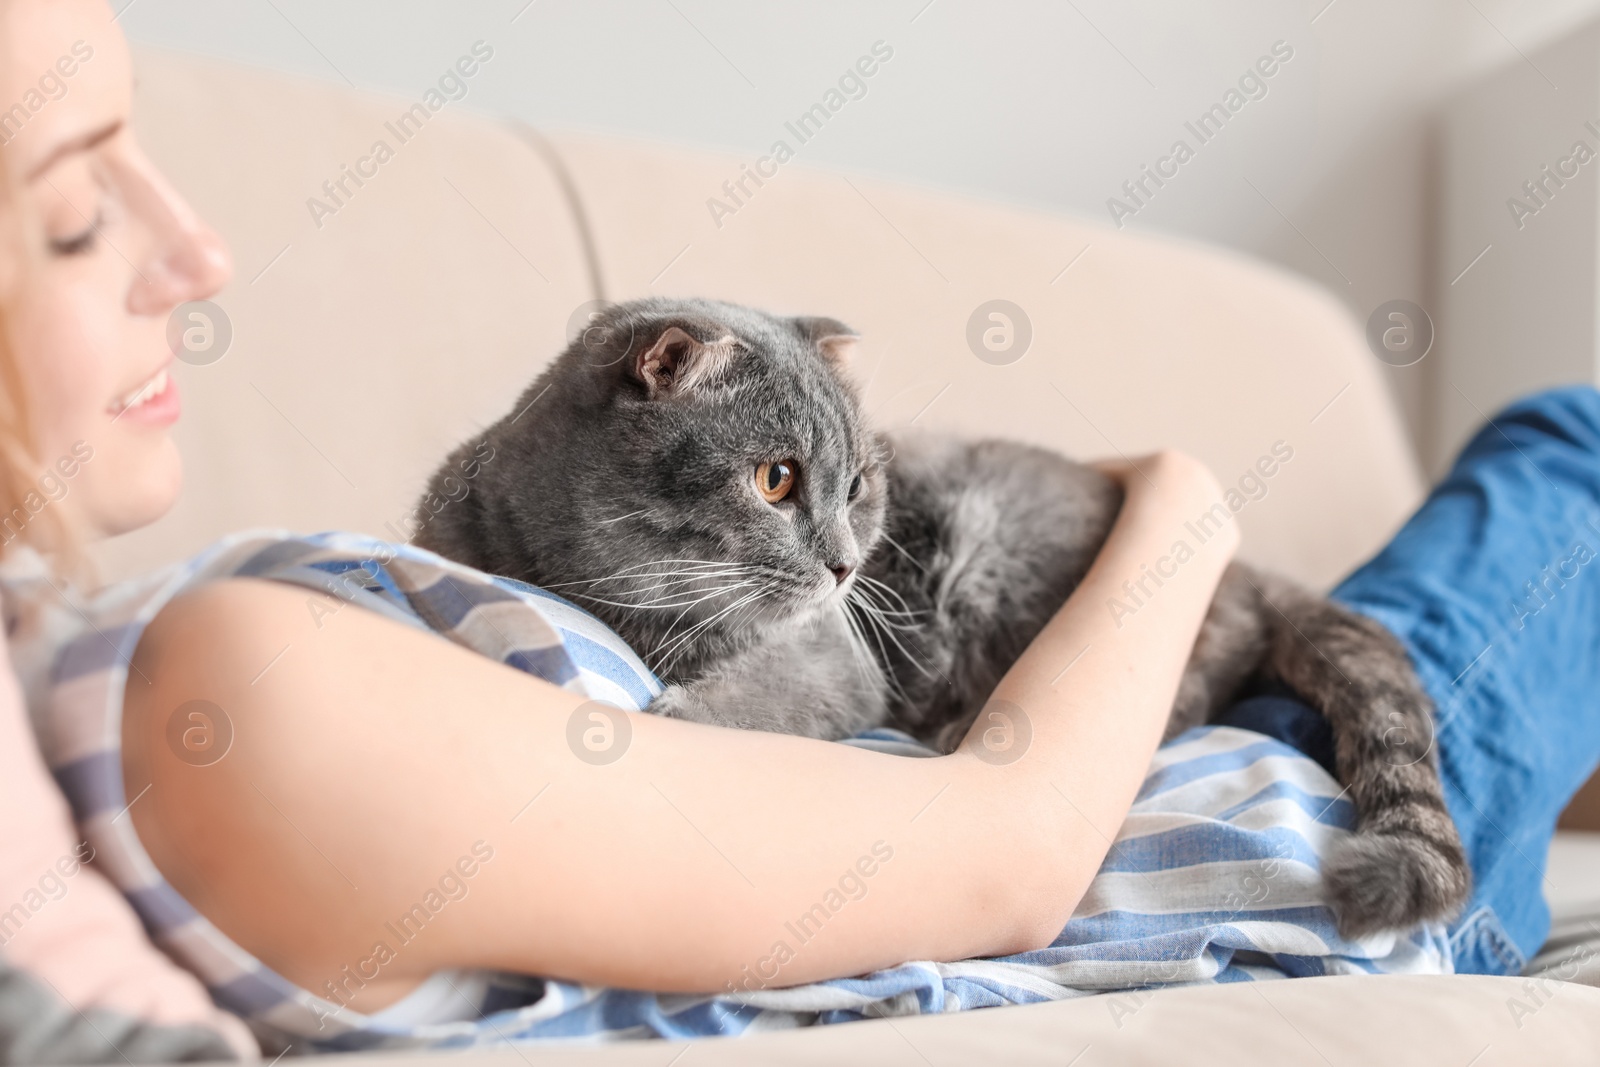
48,212,101,256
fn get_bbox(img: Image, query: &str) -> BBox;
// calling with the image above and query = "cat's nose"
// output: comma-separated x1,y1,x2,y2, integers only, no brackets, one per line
828,561,855,585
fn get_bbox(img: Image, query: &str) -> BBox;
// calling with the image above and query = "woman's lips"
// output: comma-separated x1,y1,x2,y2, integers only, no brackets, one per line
110,366,181,426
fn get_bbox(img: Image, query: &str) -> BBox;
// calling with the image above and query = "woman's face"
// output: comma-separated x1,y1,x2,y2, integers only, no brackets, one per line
1,0,229,542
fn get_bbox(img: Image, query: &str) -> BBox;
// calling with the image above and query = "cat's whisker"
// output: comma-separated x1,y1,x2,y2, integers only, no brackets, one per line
654,573,790,635
654,585,773,665
624,572,766,607
541,562,761,591
553,556,776,580
654,581,766,634
653,585,777,675
850,592,939,683
659,579,784,662
843,598,911,705
840,600,901,703
846,593,898,665
571,580,758,613
597,507,655,526
851,596,923,633
616,557,766,570
879,533,932,577
646,579,772,665
839,608,874,692
859,595,929,649
853,572,926,619
857,579,921,614
589,572,761,604
849,578,926,631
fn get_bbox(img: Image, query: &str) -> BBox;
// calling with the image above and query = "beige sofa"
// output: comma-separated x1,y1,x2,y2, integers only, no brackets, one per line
94,49,1600,1064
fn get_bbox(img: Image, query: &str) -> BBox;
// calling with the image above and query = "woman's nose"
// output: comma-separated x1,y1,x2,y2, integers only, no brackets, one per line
125,162,233,316
127,217,232,316
172,218,232,300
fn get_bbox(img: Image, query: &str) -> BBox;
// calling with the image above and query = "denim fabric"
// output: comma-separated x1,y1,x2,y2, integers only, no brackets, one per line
1228,385,1600,974
1216,691,1338,777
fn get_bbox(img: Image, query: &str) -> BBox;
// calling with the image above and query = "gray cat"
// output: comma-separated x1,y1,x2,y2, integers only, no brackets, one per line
416,297,1469,938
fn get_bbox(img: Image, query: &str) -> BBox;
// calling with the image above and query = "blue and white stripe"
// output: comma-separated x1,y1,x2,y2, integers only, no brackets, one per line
23,530,1450,1054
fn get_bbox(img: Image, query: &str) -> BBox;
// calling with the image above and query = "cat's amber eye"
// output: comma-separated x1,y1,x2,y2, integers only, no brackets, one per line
756,460,797,503
848,473,864,500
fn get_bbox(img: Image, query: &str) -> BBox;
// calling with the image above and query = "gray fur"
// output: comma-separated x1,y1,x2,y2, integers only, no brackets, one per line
417,297,1470,938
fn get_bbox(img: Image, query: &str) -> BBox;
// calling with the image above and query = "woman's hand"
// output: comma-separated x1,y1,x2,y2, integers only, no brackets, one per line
1092,447,1221,491
1093,449,1238,547
1092,449,1240,558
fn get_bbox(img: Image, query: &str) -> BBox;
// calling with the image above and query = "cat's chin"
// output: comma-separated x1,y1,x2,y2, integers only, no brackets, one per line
764,591,849,630
765,577,848,617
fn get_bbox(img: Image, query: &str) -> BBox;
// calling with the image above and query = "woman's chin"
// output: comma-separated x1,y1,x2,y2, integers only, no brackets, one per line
76,439,183,541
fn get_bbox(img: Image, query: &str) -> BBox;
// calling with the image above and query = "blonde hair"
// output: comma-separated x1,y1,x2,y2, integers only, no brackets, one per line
0,120,76,567
0,327,37,532
0,143,36,539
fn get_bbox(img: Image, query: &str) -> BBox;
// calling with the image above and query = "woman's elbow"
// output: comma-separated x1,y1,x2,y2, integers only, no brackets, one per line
992,885,1082,956
971,832,1096,957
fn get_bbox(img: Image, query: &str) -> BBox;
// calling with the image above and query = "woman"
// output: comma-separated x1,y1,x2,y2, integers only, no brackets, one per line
2,0,1598,1058
0,0,254,1058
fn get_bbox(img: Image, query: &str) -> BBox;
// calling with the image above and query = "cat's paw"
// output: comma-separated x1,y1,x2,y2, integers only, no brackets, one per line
1323,830,1471,939
647,684,705,721
648,684,747,730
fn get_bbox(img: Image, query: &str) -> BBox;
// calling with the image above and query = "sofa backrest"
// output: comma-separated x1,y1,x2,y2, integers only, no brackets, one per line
98,48,1424,591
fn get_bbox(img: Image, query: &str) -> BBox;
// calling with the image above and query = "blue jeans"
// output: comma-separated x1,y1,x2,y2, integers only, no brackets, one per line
1219,385,1600,975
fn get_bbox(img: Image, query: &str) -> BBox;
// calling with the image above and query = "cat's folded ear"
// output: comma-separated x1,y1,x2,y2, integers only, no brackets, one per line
792,316,859,364
632,323,740,399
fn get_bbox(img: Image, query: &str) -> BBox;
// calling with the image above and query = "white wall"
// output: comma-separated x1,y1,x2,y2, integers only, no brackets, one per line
120,0,1600,470
1436,19,1600,464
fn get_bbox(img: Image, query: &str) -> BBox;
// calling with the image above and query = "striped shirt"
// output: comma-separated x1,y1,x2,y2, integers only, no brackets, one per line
16,531,1450,1053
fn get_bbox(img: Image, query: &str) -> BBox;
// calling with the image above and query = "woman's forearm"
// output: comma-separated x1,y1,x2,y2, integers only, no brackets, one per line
927,450,1241,946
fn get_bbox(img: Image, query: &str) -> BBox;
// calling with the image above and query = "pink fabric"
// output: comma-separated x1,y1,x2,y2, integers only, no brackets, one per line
0,588,257,1059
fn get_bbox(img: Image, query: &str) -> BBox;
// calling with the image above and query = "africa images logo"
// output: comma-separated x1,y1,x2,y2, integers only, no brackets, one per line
705,40,895,228
305,41,495,229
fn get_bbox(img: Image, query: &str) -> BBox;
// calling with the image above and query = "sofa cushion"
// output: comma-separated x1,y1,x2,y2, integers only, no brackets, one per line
545,131,1426,588
294,974,1598,1066
102,49,1424,593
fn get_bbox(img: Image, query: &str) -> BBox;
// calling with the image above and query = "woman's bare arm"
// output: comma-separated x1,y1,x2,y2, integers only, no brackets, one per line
122,451,1236,1010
